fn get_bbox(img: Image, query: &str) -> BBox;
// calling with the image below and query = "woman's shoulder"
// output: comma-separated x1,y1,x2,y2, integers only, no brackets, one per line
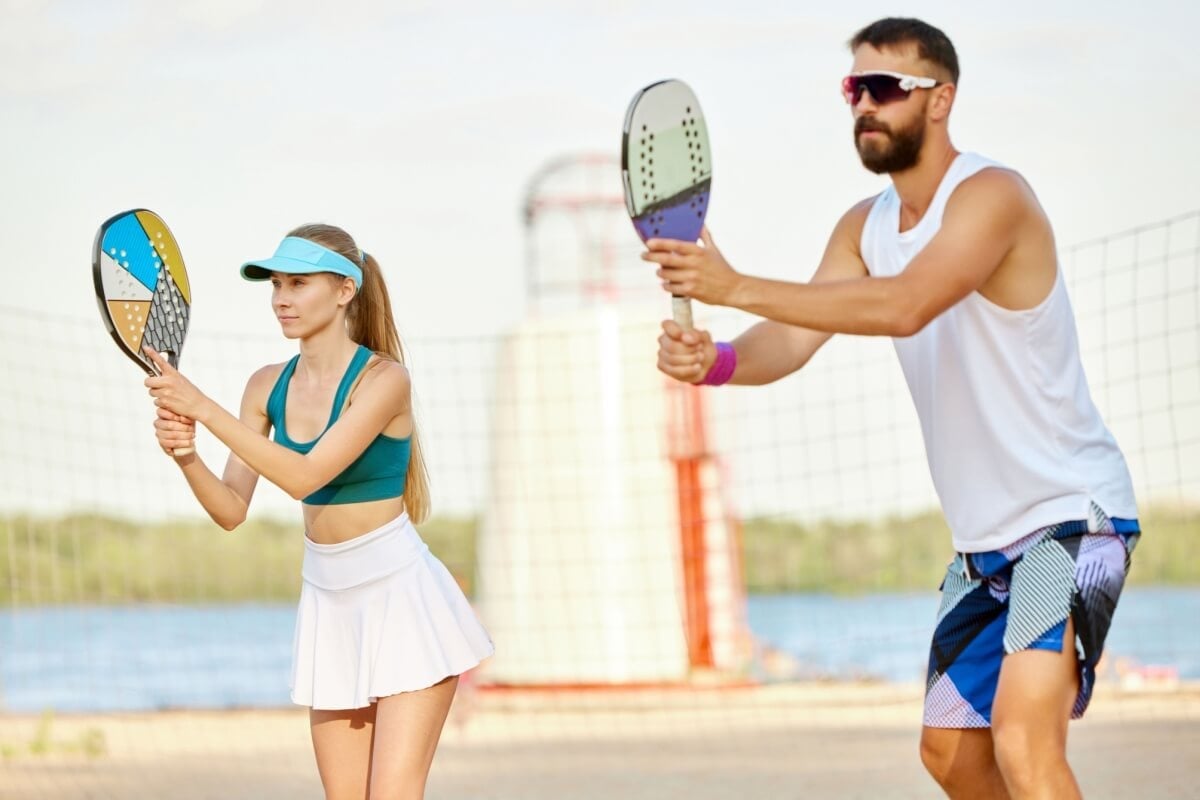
347,353,411,414
228,359,292,421
250,359,292,386
359,353,411,393
242,359,292,401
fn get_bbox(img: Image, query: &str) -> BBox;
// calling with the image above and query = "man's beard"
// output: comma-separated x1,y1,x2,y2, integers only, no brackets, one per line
854,114,925,174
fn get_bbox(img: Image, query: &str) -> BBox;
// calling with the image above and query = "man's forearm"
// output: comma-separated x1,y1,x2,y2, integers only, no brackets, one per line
729,274,915,337
718,320,831,385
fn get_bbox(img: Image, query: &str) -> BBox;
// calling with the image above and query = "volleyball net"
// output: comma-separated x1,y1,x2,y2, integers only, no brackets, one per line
0,211,1196,799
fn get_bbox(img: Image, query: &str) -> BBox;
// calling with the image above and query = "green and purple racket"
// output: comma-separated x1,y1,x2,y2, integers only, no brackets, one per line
92,208,194,455
621,79,712,330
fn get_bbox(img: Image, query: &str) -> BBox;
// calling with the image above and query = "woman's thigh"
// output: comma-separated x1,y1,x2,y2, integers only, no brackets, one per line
310,704,377,799
369,676,460,798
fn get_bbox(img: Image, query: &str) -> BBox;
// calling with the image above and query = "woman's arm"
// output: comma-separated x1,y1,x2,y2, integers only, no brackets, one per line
154,366,275,530
146,349,410,502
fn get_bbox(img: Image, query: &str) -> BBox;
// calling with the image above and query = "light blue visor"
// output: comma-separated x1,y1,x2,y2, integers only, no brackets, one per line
240,236,363,288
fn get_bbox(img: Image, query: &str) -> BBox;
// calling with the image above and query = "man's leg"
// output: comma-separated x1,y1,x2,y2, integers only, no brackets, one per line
922,552,1012,798
991,617,1081,800
920,726,1009,800
989,527,1134,799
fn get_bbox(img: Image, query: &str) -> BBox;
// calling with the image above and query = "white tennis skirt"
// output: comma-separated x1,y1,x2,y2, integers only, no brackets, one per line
290,511,494,710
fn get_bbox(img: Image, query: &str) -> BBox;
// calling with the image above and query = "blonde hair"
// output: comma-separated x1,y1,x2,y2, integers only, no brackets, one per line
286,223,432,523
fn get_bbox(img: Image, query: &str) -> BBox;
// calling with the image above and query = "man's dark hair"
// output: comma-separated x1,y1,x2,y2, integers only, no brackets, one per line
849,18,959,84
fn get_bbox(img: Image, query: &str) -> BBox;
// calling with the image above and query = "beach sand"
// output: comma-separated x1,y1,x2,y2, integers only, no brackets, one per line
1,682,1197,799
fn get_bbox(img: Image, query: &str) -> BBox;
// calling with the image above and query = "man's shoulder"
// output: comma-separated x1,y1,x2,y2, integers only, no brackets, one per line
949,163,1037,217
962,164,1028,189
940,159,1052,257
840,193,885,229
827,194,885,253
954,152,1032,195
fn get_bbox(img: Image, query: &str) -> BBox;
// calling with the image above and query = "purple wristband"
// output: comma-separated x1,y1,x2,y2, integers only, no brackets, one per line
700,342,737,386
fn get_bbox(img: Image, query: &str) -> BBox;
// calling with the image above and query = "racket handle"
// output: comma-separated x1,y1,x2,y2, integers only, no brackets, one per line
672,295,694,331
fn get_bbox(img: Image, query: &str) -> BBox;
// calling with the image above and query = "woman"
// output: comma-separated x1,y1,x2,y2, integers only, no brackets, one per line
146,223,494,800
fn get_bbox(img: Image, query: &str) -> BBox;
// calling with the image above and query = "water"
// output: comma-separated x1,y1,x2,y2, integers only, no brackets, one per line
746,587,1200,684
1,588,1196,713
0,604,295,712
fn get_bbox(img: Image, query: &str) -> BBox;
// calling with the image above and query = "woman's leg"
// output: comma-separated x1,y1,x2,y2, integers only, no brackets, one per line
310,704,377,800
368,676,459,800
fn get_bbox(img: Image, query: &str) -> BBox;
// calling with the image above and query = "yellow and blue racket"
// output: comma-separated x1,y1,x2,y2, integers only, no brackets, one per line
92,208,194,455
621,79,712,330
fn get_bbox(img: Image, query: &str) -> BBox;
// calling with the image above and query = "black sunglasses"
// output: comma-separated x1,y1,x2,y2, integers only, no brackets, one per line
842,71,940,105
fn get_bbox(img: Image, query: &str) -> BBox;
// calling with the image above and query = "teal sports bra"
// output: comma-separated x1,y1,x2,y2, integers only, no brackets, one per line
266,345,411,505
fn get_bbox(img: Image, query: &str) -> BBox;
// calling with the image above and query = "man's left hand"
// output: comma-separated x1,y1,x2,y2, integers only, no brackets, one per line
641,227,741,307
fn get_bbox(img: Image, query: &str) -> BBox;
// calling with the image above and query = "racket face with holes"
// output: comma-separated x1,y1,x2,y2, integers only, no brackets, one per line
92,209,192,376
621,79,712,243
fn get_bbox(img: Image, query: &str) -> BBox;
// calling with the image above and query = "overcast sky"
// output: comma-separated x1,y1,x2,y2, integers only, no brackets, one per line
1,0,1196,517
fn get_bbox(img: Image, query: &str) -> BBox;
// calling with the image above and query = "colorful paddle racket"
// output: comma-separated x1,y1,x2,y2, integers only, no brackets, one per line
92,209,195,455
621,79,712,330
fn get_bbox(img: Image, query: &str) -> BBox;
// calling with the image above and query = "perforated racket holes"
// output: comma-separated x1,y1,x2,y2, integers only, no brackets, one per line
682,114,703,181
640,129,657,203
652,211,668,236
123,302,145,333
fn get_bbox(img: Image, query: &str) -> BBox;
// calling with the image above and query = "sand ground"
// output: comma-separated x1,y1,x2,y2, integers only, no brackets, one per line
2,682,1197,799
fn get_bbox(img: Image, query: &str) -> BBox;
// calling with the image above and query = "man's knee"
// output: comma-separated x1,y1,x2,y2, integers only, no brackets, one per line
991,717,1027,773
920,728,973,788
991,715,1067,791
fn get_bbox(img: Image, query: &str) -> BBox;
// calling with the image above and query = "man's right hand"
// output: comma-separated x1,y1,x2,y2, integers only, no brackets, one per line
657,320,716,384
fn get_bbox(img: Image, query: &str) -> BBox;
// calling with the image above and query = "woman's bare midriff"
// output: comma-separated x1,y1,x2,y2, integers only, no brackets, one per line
302,495,408,544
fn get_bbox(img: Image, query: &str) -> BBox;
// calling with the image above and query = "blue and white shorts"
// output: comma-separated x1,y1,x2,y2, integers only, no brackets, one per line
924,503,1139,728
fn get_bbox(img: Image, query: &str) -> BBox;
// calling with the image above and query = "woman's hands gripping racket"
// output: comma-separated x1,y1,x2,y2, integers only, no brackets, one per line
621,79,712,331
92,209,196,456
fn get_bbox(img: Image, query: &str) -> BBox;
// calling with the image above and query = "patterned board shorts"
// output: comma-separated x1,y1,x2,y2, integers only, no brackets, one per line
924,503,1140,728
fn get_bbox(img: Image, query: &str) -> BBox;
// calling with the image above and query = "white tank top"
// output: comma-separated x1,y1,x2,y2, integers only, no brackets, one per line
861,152,1137,551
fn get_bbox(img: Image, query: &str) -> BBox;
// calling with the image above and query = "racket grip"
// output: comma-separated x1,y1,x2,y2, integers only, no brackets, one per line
172,445,195,457
672,295,694,331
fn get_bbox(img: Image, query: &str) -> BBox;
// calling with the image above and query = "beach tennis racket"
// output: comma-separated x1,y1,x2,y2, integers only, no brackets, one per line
92,209,195,456
621,79,712,331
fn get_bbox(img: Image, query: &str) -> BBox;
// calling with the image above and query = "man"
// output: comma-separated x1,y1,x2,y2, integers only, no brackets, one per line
645,17,1140,800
